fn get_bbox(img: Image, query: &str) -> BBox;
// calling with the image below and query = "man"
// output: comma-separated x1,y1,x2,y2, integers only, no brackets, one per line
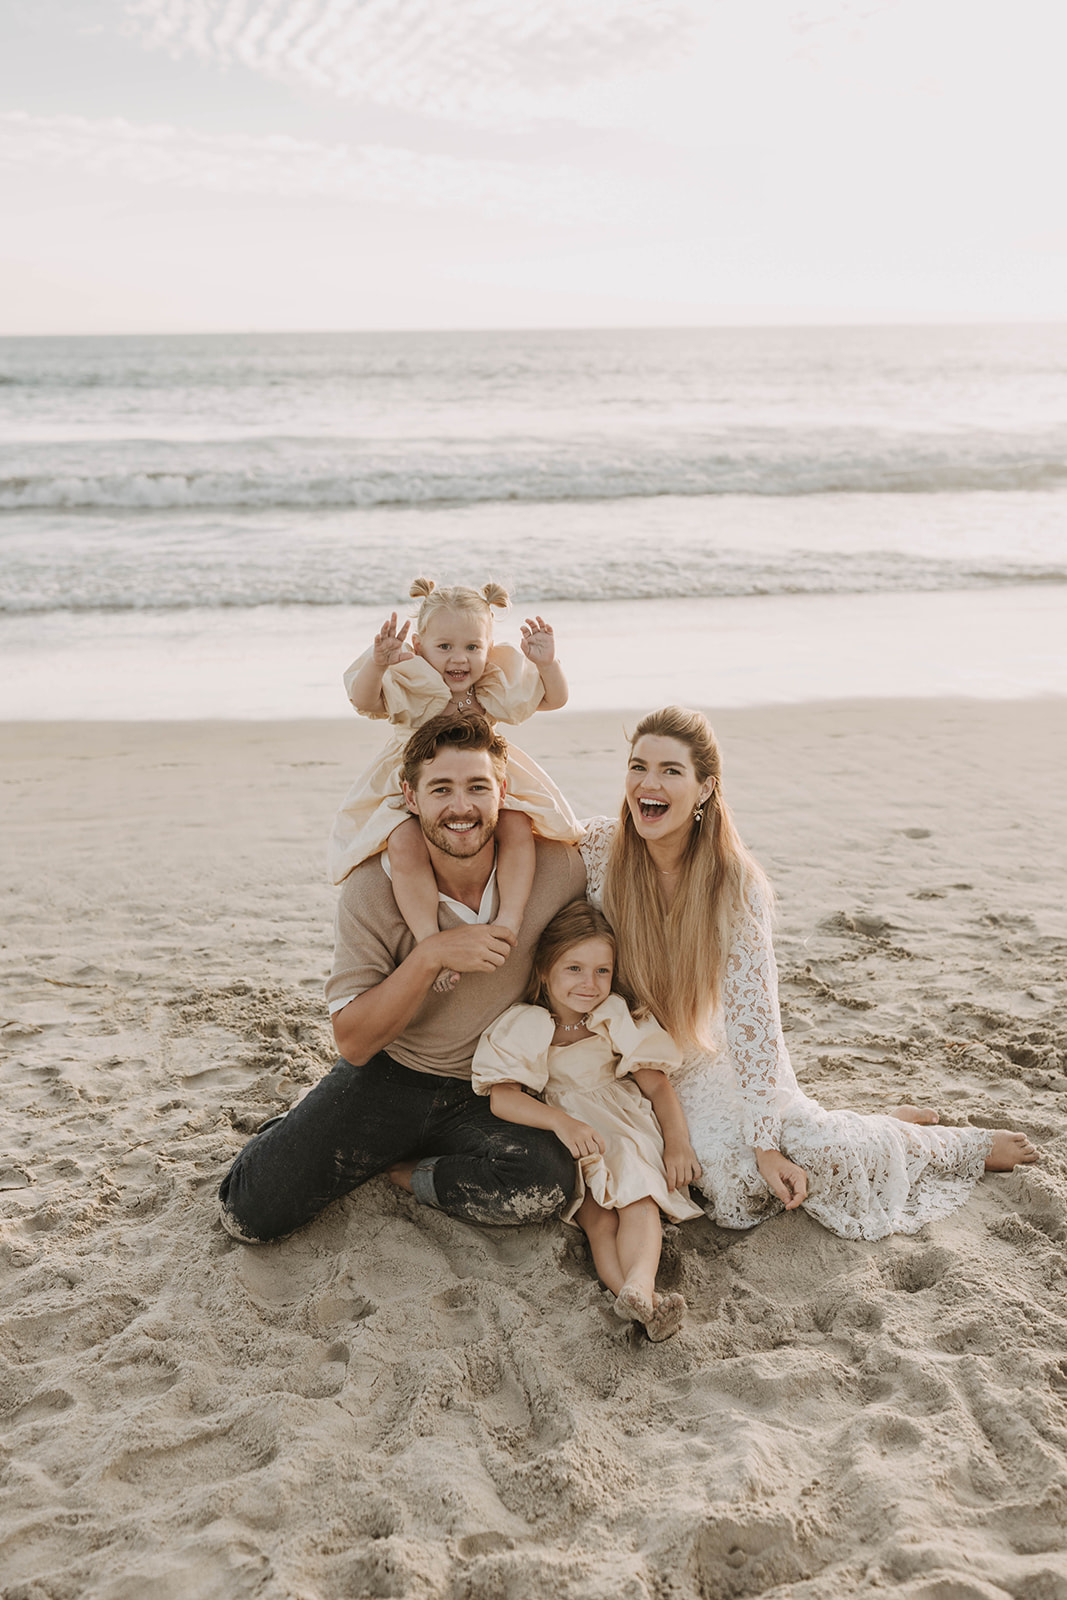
219,713,586,1242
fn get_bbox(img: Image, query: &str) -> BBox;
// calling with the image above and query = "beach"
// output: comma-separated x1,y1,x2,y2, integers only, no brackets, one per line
3,699,1066,1599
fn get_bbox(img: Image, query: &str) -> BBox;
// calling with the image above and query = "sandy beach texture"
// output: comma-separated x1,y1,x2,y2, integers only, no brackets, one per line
3,701,1066,1600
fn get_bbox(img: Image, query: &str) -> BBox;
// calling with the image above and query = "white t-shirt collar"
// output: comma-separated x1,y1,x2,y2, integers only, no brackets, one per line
380,850,498,926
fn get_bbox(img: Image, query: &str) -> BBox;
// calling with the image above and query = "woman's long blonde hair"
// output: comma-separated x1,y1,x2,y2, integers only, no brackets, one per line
602,706,769,1051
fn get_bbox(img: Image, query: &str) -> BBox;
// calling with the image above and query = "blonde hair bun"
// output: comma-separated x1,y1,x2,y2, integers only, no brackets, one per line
409,577,511,631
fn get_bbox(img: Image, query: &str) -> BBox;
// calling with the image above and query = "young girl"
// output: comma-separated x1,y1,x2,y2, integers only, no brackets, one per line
472,901,703,1342
328,577,582,988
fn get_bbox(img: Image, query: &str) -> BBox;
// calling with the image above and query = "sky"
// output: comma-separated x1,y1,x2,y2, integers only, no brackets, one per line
0,0,1064,333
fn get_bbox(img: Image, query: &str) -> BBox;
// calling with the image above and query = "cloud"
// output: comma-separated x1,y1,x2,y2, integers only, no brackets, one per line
122,0,699,124
0,110,632,224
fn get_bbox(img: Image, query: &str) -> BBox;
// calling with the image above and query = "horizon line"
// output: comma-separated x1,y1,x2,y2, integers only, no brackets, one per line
2,315,1066,341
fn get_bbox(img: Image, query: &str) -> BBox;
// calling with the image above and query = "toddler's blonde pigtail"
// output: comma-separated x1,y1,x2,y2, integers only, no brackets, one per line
409,576,506,632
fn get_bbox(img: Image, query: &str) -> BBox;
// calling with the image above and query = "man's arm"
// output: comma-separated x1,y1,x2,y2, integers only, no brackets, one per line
332,924,516,1065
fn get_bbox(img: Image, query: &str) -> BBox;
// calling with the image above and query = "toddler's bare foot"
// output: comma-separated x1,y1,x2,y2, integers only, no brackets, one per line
985,1130,1039,1170
613,1284,655,1326
646,1291,686,1343
891,1105,939,1124
432,968,460,994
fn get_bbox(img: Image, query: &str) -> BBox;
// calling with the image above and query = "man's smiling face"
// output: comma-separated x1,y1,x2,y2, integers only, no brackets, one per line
402,748,505,861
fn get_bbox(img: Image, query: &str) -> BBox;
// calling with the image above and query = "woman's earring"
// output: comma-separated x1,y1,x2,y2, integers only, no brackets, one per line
693,807,704,823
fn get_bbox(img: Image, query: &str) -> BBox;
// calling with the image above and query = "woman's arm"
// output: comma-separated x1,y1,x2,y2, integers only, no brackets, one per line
631,1068,701,1190
577,815,616,910
723,890,809,1207
489,1081,604,1158
519,616,569,711
722,889,789,1152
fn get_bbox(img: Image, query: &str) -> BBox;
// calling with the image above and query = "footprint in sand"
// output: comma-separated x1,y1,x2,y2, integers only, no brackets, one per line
883,1245,954,1294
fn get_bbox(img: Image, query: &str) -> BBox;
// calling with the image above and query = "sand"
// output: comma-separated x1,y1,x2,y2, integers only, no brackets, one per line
2,701,1066,1600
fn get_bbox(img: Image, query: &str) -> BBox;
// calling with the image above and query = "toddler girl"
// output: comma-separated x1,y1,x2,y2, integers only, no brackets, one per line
328,577,581,988
472,900,702,1341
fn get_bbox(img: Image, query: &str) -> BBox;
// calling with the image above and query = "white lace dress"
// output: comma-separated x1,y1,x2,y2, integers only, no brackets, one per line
580,817,994,1241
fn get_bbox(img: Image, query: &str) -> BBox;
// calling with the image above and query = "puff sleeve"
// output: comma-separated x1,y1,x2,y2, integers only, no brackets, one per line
471,1005,556,1097
475,644,545,726
585,994,683,1078
342,647,450,728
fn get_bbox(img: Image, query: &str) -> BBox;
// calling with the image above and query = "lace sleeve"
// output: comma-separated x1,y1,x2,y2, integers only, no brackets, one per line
722,886,787,1151
578,816,616,907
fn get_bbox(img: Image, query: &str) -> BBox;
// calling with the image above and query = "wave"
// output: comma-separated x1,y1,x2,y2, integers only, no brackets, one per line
4,552,1065,615
3,440,1067,510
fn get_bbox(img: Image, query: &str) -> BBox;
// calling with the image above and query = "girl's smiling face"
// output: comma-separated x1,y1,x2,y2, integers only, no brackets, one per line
625,733,714,844
413,607,491,695
544,937,614,1025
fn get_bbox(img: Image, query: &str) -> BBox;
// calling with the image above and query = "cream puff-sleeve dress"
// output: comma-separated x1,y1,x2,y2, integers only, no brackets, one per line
580,816,995,1241
472,993,703,1225
327,643,581,885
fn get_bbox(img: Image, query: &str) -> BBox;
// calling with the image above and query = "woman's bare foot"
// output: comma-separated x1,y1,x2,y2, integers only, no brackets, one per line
985,1130,1039,1170
613,1284,655,1325
646,1292,687,1343
891,1105,939,1125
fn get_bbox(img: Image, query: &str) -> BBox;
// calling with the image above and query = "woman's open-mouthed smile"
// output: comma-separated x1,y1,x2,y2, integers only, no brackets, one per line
625,733,711,842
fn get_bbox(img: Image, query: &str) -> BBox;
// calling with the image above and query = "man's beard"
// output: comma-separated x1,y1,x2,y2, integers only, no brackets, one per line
419,809,498,859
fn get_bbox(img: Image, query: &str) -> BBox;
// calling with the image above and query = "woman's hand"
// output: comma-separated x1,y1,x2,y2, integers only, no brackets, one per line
373,612,414,668
663,1139,702,1191
556,1115,606,1160
755,1148,808,1210
519,616,556,665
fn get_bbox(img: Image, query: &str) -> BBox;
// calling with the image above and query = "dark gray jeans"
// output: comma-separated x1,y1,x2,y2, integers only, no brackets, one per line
218,1050,575,1243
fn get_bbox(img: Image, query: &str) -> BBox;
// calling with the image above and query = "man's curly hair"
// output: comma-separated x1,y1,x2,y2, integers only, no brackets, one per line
399,712,509,792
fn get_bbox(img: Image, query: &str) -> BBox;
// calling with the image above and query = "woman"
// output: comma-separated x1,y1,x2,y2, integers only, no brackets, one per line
580,706,1038,1239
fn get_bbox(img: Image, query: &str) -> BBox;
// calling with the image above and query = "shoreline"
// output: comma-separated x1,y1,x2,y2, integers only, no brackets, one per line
5,584,1067,719
3,697,1066,1596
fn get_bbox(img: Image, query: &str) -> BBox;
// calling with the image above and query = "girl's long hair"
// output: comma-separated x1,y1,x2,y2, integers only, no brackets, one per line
602,706,770,1051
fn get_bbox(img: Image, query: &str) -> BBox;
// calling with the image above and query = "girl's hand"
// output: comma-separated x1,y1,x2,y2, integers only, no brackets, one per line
664,1140,702,1191
755,1148,808,1210
520,616,556,665
374,613,414,668
556,1116,605,1160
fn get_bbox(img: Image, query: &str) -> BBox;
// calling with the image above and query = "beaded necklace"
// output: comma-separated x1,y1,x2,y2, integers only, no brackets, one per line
551,1013,590,1032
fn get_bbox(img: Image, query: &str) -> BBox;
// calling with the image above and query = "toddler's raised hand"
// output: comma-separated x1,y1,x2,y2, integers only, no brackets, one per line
520,616,556,665
374,612,414,668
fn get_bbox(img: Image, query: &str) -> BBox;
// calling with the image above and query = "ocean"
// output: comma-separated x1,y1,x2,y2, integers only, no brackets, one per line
2,325,1066,717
